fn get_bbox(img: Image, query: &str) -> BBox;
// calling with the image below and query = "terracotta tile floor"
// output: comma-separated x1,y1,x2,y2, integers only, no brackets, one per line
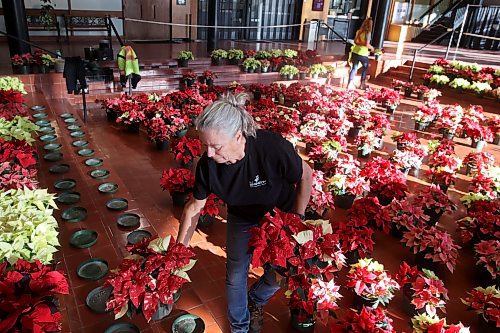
26,71,499,332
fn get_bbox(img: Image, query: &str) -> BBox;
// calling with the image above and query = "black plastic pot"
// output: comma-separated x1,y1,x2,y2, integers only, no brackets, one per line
424,208,444,226
404,87,413,97
335,194,356,209
357,148,372,158
128,122,140,133
377,194,393,206
206,78,214,86
106,110,117,121
155,139,169,151
178,59,189,67
290,309,315,332
348,126,362,138
414,122,427,131
198,214,215,228
171,191,188,206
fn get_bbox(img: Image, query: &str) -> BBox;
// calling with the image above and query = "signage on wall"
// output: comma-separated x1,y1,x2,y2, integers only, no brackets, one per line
312,0,324,11
177,0,186,5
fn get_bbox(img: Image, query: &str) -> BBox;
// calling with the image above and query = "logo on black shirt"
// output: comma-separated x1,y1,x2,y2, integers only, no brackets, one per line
249,175,267,188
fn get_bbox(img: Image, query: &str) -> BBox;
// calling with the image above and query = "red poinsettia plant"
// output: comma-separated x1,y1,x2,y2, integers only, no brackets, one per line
202,70,217,80
426,320,470,333
169,137,202,165
378,88,401,107
402,225,461,273
412,185,457,220
0,138,37,170
105,235,196,322
0,90,28,120
474,240,499,281
331,306,395,333
200,193,223,217
487,116,500,137
464,121,494,142
391,131,419,148
397,263,449,317
461,285,500,327
0,259,69,333
457,200,500,244
144,116,171,142
0,161,38,190
182,70,198,81
333,219,375,258
346,258,400,307
375,199,429,235
463,151,495,175
160,168,195,194
360,157,408,201
436,104,464,134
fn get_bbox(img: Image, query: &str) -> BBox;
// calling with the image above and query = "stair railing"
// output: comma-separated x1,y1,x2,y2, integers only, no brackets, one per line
320,20,348,44
412,0,464,28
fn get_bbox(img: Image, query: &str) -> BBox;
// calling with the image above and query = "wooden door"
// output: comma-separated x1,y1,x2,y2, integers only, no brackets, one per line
123,0,171,41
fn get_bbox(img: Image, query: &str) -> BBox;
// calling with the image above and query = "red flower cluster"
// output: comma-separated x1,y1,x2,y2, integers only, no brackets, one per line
0,259,69,332
160,168,195,194
331,306,395,333
0,90,27,120
200,193,223,217
170,137,202,164
0,139,38,190
457,200,500,244
360,157,408,200
474,240,499,280
462,286,500,327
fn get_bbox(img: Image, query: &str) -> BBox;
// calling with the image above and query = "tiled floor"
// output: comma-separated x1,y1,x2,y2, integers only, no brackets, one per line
24,48,499,332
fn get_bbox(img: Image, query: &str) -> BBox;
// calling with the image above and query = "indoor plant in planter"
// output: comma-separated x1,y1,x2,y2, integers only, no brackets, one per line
198,194,223,227
0,76,27,94
201,70,217,85
403,81,414,97
462,151,495,176
414,85,430,100
487,116,499,145
464,122,493,151
411,314,442,333
169,136,202,168
468,81,492,96
307,139,344,169
461,285,499,327
380,88,400,113
177,50,194,67
144,115,171,150
0,259,69,332
34,51,55,74
412,185,457,225
116,102,145,133
182,71,198,88
402,225,460,273
210,49,227,65
392,79,406,91
391,131,419,151
368,114,391,149
242,57,261,73
279,65,299,80
355,130,378,158
298,66,309,79
346,258,400,309
390,149,423,174
227,49,244,65
430,74,450,86
436,104,464,139
332,306,395,333
425,320,471,333
396,263,449,317
306,170,335,219
309,64,327,79
456,199,499,245
11,53,33,74
422,88,442,101
260,59,270,73
449,77,471,92
105,235,196,322
474,240,499,285
160,168,195,206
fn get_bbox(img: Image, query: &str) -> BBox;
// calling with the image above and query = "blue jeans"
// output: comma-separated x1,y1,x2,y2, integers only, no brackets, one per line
349,53,369,82
226,214,280,333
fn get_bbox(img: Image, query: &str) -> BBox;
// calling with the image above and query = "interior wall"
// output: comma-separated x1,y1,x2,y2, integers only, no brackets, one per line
171,0,191,39
300,0,332,40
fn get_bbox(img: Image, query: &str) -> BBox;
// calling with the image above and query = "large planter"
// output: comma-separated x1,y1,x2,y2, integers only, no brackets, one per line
170,191,188,206
151,302,173,321
335,194,356,209
155,139,169,151
290,309,315,332
212,58,224,66
357,148,372,158
178,59,189,67
198,214,214,228
471,139,486,151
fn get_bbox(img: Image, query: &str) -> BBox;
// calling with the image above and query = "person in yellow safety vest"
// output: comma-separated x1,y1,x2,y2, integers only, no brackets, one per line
117,45,141,89
347,18,374,90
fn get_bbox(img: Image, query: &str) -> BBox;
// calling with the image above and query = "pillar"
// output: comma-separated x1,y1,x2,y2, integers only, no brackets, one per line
1,0,31,56
207,0,218,53
371,0,391,49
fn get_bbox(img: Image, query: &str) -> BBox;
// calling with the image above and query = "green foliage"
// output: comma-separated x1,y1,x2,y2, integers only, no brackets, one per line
309,64,328,75
228,49,244,60
210,49,228,59
449,78,471,89
283,49,298,58
270,49,283,58
427,65,444,74
0,77,26,94
429,74,449,85
255,50,271,59
279,65,299,76
242,57,261,70
0,116,39,144
178,50,194,60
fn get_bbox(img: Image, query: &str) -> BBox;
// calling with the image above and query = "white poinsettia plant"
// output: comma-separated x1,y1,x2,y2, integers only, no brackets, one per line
0,188,59,264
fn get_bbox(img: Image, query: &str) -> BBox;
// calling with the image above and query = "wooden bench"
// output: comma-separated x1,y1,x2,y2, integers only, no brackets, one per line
63,12,111,41
26,9,61,42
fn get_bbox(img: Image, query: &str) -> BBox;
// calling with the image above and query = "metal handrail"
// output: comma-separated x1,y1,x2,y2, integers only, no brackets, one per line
413,0,465,28
0,30,59,57
321,21,348,44
107,15,124,47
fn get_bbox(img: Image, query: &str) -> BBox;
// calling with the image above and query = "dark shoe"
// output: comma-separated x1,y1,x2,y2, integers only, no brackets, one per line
248,296,263,333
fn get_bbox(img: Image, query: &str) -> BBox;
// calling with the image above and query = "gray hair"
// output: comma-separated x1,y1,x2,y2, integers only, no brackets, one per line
195,92,258,138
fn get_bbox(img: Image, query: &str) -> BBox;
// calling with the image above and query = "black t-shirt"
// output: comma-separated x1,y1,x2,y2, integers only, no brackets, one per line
193,129,303,222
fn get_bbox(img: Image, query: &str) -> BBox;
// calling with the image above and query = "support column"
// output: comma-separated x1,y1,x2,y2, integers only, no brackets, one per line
1,0,31,56
371,0,391,49
207,0,218,53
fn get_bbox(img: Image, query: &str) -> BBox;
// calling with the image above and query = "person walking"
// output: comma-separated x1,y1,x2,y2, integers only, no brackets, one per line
347,18,374,90
177,93,313,333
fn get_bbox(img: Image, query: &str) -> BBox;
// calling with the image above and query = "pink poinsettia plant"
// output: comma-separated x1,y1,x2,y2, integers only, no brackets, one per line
412,185,457,221
346,258,400,307
463,151,495,175
464,121,494,143
457,200,500,244
307,170,335,217
105,235,196,322
160,168,195,194
474,240,499,281
461,285,500,327
0,259,70,333
402,225,460,273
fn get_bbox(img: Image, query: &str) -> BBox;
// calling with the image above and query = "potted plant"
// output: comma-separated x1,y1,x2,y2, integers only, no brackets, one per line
346,258,400,309
210,49,227,65
411,313,443,333
332,306,395,333
0,76,27,94
426,320,471,333
474,240,499,285
403,81,414,98
390,149,423,174
430,74,450,86
412,185,457,225
283,49,298,59
298,66,309,80
307,170,335,219
487,116,499,145
160,168,195,206
392,79,406,91
242,57,261,73
382,88,401,113
105,235,196,322
391,131,419,151
402,225,460,273
468,81,492,96
182,71,198,88
423,88,442,101
227,49,244,65
280,65,299,80
144,115,171,150
169,136,202,168
177,50,194,67
461,286,499,327
464,122,493,151
309,64,327,79
414,85,430,100
0,259,69,332
201,70,217,85
457,199,499,244
11,53,32,74
367,114,391,148
0,115,39,144
373,48,384,61
463,151,495,176
115,100,145,133
355,130,378,158
198,194,223,227
259,59,270,73
449,77,471,92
